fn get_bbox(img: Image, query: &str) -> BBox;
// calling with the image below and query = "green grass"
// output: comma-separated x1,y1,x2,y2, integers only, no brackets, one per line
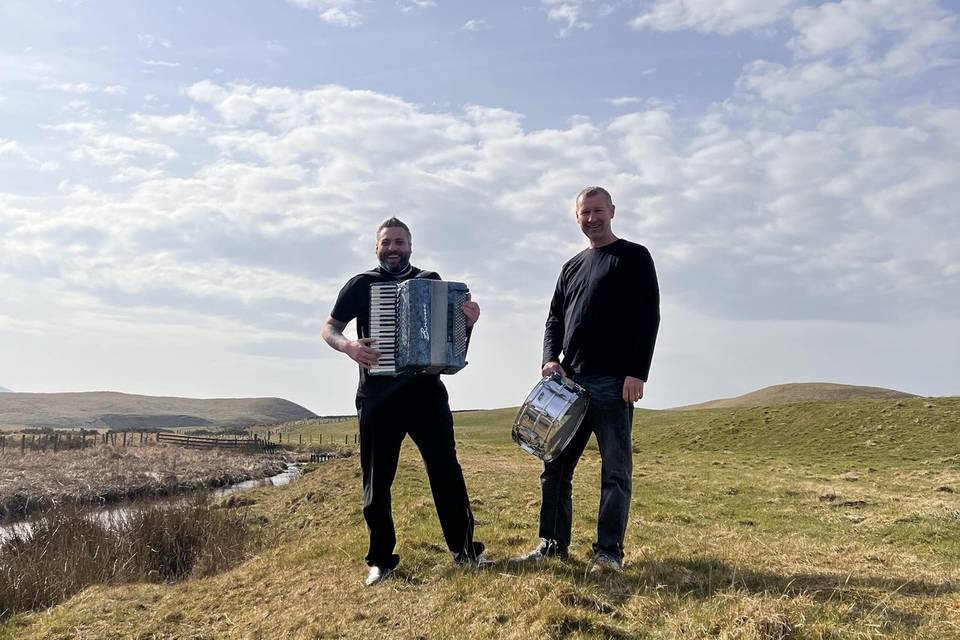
2,396,958,639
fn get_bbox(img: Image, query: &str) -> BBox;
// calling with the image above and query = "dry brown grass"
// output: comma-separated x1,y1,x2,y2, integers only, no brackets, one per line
0,497,261,621
0,445,288,521
2,398,957,639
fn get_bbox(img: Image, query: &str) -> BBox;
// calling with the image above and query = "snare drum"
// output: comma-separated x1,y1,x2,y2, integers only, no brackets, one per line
512,374,590,463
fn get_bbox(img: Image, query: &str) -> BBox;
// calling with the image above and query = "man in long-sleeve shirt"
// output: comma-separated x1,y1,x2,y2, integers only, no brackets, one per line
516,185,659,571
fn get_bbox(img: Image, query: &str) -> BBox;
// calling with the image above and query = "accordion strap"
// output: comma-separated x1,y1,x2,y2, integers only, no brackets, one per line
362,267,439,281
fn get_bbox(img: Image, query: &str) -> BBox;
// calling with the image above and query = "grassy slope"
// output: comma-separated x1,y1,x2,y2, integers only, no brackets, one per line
0,392,317,429
3,397,959,639
673,383,917,410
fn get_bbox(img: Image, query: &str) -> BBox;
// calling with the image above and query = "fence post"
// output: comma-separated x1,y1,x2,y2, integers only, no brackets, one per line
299,434,302,445
21,434,26,454
123,431,127,447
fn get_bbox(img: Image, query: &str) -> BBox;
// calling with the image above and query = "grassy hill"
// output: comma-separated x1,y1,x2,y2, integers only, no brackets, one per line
3,396,958,639
673,382,917,410
0,391,317,429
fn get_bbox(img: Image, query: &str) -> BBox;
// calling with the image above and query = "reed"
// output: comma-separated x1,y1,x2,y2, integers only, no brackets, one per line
0,497,259,620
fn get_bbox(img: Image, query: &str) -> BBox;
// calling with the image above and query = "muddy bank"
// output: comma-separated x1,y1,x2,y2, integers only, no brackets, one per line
0,446,291,522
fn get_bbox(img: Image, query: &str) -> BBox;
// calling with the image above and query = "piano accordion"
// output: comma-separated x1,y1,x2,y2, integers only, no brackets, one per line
368,279,470,376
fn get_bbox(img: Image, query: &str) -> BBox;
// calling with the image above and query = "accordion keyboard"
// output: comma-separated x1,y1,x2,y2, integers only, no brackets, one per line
368,282,398,375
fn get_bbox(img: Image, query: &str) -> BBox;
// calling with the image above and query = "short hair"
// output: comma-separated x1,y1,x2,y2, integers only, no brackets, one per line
575,186,614,210
376,217,411,242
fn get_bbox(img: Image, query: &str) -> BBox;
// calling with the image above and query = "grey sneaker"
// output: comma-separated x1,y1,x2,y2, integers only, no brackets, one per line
588,552,622,573
512,539,568,563
454,542,490,568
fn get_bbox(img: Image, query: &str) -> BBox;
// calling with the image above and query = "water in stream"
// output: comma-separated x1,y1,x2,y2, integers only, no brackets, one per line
0,462,302,544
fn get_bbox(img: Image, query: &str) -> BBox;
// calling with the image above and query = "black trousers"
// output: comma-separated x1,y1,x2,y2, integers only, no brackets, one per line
357,385,481,569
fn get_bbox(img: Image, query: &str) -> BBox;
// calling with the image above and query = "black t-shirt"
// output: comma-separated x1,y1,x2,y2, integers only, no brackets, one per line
543,238,660,381
330,265,448,401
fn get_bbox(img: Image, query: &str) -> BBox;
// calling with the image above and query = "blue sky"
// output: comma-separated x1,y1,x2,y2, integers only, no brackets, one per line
1,0,958,413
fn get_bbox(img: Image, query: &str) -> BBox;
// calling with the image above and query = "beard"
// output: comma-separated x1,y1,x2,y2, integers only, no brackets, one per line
378,252,411,274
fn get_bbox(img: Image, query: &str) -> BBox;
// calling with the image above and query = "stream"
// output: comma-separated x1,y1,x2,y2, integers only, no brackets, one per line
0,462,302,544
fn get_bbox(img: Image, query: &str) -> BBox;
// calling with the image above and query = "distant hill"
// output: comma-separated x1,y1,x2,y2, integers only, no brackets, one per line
0,387,11,393
672,382,917,410
0,391,317,429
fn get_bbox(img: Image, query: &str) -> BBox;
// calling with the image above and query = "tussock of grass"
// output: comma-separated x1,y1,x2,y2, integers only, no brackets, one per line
2,397,958,639
0,498,260,622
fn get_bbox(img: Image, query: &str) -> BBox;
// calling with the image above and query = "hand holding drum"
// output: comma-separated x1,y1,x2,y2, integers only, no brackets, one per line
512,373,589,463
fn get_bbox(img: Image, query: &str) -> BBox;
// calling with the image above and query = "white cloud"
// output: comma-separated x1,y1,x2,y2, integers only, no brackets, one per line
139,59,181,68
44,121,178,166
265,40,287,53
396,0,435,12
42,82,130,100
129,111,210,135
40,82,128,97
631,0,798,35
137,33,172,49
286,0,363,26
4,79,954,340
788,0,956,64
0,139,60,171
41,82,98,94
461,19,489,32
608,96,642,107
542,0,594,36
730,0,960,106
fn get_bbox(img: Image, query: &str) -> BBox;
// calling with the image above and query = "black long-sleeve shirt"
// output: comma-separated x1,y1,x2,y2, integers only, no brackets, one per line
542,239,660,381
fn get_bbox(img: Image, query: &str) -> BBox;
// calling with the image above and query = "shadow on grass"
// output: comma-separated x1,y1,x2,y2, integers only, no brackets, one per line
445,552,956,600
477,555,952,634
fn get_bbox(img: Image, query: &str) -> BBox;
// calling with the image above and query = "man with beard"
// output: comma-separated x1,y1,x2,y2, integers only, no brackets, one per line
515,186,659,572
321,217,487,586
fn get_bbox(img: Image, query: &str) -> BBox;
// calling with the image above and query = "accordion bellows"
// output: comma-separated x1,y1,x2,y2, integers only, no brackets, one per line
369,279,470,376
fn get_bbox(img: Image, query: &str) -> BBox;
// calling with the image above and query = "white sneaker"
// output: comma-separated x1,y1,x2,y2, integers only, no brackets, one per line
364,565,394,586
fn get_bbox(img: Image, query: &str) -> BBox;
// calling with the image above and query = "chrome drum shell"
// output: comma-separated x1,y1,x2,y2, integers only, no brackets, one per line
512,374,590,463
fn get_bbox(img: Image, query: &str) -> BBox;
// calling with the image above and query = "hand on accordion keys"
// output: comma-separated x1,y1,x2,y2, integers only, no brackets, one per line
461,293,480,328
345,337,381,369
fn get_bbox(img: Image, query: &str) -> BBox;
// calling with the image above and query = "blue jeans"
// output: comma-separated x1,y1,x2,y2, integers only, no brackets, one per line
537,374,634,561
